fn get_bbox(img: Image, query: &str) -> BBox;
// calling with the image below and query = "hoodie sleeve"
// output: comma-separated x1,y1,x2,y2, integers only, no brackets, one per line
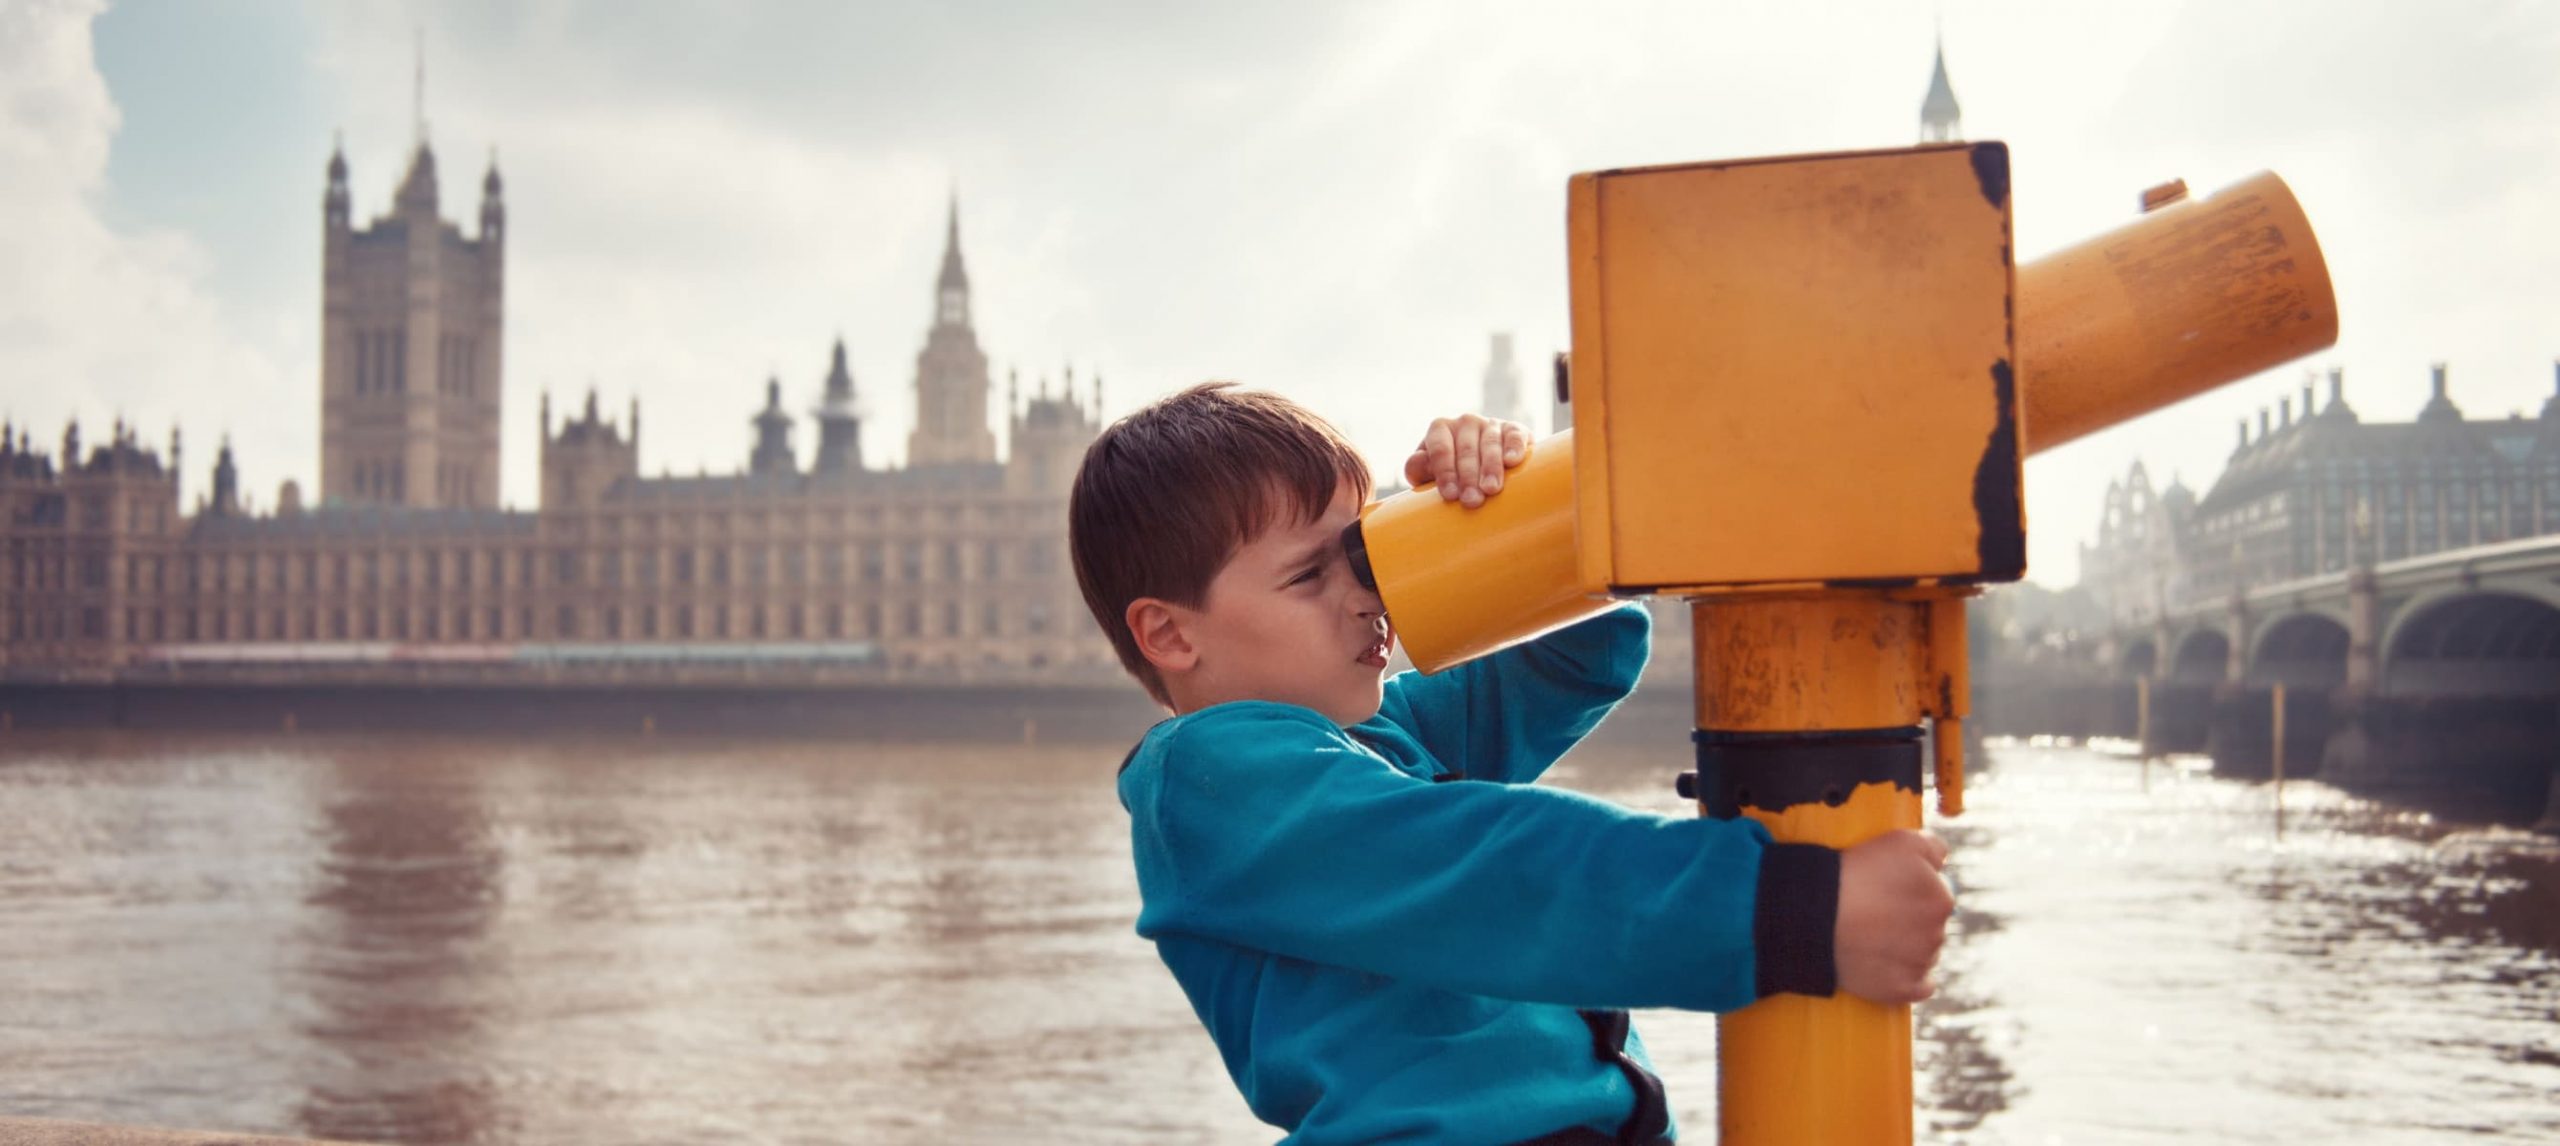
1367,603,1653,786
1124,702,1837,1012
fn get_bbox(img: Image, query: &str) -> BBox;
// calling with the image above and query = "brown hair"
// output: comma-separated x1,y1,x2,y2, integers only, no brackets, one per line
1069,382,1372,706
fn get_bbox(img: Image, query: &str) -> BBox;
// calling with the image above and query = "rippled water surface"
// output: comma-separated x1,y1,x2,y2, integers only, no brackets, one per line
0,733,2553,1144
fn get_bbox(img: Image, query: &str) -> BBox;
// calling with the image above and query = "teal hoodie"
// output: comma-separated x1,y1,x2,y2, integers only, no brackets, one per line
1117,605,1838,1144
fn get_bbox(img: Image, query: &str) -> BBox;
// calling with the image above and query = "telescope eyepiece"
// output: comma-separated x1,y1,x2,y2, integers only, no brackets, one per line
1341,518,1378,593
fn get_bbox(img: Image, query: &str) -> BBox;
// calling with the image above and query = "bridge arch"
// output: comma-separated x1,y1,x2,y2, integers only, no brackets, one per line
2121,638,2158,678
2169,629,2230,682
2245,602,2349,659
2386,581,2560,652
2249,611,2350,688
2382,591,2560,698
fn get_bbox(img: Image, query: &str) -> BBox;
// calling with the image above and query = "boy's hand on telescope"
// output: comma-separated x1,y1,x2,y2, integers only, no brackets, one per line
1406,414,1531,509
1833,830,1955,1006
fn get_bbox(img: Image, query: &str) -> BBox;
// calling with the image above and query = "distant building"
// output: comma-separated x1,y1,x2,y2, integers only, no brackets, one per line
2079,364,2560,613
322,136,504,510
908,200,1000,468
2077,460,2195,628
1480,333,1529,429
0,136,1111,679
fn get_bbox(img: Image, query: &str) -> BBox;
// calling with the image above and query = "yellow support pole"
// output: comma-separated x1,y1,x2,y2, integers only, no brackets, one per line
1689,591,1961,1145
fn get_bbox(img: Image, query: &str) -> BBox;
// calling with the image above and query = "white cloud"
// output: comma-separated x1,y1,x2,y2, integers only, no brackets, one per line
0,0,299,509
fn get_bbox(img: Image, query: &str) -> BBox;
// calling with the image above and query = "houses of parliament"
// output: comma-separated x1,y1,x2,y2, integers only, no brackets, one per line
0,134,1114,681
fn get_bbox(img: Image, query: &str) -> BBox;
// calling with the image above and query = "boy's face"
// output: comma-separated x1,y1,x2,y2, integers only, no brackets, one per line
1178,480,1394,725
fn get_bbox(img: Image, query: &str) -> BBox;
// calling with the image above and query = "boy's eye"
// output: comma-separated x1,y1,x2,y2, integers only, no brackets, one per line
1286,566,1323,587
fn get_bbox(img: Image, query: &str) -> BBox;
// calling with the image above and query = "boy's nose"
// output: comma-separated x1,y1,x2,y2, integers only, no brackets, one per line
1351,583,1386,622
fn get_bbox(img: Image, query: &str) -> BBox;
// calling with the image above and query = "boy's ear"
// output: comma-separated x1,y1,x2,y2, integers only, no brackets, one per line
1124,597,1199,675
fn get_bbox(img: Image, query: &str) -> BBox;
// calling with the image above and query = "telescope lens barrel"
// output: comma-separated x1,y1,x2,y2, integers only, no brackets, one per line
2016,170,2336,455
1349,433,1610,674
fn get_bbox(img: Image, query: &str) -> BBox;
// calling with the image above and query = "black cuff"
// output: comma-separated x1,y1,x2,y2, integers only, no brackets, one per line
1752,842,1840,999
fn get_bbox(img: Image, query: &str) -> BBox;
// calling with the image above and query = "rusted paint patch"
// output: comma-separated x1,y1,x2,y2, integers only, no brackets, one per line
1969,142,2009,210
1971,358,2026,577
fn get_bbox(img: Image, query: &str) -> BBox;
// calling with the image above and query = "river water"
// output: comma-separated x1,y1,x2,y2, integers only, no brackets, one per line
0,733,2553,1144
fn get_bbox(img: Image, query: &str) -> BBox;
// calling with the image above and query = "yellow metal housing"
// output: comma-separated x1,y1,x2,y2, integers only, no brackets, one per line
1568,143,2023,592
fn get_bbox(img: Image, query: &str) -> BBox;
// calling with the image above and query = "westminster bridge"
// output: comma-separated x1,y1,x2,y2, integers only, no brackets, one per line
2011,534,2560,828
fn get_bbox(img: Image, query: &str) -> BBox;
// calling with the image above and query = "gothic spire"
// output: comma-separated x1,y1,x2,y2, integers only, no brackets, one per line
751,375,798,477
2417,362,2463,424
938,189,970,293
324,130,351,229
479,146,505,242
930,189,973,330
396,29,439,214
210,434,240,516
1920,36,1962,143
825,335,855,404
413,27,428,154
813,337,863,476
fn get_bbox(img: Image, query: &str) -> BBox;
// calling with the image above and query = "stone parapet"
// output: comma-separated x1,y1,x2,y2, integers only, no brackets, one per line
0,1118,368,1146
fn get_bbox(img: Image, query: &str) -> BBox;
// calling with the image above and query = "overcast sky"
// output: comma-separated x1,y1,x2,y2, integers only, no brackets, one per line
4,0,2556,586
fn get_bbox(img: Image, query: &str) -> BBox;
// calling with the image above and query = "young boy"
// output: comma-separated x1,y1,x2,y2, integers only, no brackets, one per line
1070,383,1953,1145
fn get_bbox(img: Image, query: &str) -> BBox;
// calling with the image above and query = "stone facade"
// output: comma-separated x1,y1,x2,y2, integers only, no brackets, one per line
0,142,1111,682
2080,364,2560,615
2077,460,2196,629
322,139,504,510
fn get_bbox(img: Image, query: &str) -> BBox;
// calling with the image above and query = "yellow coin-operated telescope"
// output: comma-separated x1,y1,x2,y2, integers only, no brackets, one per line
1343,143,2335,1145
